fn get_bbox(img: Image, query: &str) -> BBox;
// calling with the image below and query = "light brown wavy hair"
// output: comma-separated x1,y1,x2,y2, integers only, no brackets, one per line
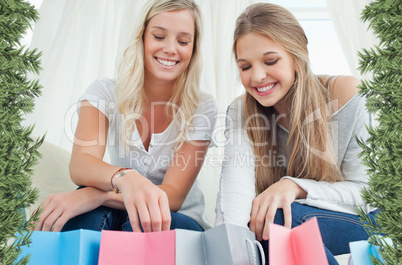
115,0,203,152
233,3,343,195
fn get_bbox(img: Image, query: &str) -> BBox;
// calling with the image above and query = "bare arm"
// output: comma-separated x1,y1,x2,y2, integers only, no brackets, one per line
159,140,209,212
69,100,121,190
34,101,125,231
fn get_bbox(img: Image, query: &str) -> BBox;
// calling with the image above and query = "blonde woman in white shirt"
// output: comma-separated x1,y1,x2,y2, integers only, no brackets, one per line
35,0,217,233
215,3,378,264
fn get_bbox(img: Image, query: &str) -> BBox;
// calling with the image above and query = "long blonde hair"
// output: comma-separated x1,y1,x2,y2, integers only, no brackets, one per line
233,3,343,194
115,0,203,152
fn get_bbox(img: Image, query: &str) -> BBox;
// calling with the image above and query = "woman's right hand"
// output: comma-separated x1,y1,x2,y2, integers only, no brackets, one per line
249,179,306,241
34,187,107,232
116,171,171,233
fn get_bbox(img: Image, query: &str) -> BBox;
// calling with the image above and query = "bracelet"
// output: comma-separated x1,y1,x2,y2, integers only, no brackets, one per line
110,168,136,194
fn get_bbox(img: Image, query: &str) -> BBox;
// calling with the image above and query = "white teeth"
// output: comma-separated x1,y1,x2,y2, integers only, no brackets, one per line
157,58,177,66
256,83,275,92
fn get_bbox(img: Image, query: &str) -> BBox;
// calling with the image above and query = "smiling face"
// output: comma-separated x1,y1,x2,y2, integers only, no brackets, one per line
143,9,195,86
236,32,295,113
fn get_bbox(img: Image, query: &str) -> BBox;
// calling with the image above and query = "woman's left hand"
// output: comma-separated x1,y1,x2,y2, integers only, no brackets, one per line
33,187,107,232
249,179,306,241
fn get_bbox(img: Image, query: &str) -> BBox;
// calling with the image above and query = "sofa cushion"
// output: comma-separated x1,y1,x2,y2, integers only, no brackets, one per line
27,140,77,217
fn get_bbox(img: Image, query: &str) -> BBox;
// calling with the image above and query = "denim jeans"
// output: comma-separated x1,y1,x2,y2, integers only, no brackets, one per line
260,202,377,265
61,205,204,232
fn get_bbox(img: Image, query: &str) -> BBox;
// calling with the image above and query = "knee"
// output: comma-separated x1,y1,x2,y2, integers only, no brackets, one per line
62,206,113,231
273,202,309,227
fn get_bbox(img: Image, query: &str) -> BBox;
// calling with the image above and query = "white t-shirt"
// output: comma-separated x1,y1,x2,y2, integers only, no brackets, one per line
79,79,218,230
215,95,375,228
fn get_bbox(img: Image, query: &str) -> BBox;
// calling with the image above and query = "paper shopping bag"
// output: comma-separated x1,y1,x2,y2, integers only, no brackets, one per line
99,224,263,265
19,229,101,265
204,223,265,265
269,217,328,265
175,229,205,265
98,230,175,265
18,231,60,264
349,240,385,265
175,223,265,265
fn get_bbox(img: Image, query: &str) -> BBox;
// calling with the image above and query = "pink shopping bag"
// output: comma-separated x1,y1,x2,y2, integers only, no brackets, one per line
98,230,175,265
269,217,329,265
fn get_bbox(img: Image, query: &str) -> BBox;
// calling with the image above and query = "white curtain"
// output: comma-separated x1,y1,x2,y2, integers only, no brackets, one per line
25,0,148,151
325,0,378,78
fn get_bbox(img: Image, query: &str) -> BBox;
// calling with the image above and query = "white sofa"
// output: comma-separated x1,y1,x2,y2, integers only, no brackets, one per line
28,140,77,216
29,140,350,264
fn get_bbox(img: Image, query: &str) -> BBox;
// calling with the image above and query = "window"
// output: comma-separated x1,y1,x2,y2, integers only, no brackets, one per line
270,0,352,75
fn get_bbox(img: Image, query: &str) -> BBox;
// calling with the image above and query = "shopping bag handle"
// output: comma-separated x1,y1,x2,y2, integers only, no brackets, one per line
246,238,266,265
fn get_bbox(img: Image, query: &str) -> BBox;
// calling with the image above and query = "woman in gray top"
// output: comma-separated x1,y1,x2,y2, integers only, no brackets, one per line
215,3,377,264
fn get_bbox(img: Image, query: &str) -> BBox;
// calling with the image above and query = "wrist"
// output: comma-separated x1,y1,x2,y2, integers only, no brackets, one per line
111,168,138,193
101,189,126,210
281,178,307,199
82,186,110,206
114,169,142,193
296,186,307,199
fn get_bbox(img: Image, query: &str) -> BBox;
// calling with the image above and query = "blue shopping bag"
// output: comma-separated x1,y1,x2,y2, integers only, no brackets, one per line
20,229,101,265
349,240,385,265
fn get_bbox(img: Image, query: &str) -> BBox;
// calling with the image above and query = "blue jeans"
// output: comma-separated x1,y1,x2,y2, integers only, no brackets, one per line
261,202,377,265
61,205,204,232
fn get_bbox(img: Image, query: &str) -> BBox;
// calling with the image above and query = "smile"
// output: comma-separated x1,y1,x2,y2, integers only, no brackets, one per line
255,82,276,93
156,57,178,67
